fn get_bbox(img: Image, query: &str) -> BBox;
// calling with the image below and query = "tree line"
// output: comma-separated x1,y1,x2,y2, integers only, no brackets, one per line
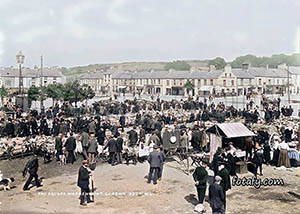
0,80,95,108
209,53,300,69
164,53,300,70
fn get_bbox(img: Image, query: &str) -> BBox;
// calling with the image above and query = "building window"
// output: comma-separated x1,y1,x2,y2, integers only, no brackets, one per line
225,73,227,77
231,80,234,86
158,79,161,84
204,79,207,85
210,79,213,85
223,80,226,86
166,80,170,86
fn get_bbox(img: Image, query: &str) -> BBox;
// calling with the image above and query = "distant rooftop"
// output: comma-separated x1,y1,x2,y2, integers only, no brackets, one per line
0,67,64,78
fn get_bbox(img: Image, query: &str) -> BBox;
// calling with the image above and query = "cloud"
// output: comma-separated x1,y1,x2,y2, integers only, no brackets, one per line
233,32,247,43
296,26,300,53
0,31,4,64
107,0,129,24
62,1,104,39
0,0,300,67
14,26,54,43
11,13,36,25
0,0,10,8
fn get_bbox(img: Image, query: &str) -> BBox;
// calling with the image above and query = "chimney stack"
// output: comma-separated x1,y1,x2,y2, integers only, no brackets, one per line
224,64,232,73
242,63,250,70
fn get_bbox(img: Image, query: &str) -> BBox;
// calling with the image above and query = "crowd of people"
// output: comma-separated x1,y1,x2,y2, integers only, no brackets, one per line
0,95,299,212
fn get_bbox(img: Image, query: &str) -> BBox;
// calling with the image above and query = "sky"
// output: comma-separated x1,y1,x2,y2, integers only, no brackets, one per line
0,0,300,68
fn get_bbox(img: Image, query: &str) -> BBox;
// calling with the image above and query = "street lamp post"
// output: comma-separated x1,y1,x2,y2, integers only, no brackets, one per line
40,55,44,110
287,65,290,104
40,55,43,87
16,51,25,109
16,51,25,95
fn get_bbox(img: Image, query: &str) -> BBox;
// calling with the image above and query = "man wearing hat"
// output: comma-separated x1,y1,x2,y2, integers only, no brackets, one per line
217,164,231,210
253,147,264,176
158,146,166,181
103,135,118,166
193,159,208,205
147,145,163,185
23,154,42,191
77,160,93,206
209,175,225,214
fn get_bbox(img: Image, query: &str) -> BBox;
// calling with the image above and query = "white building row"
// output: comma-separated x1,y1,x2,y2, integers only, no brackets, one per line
79,63,299,96
0,67,66,90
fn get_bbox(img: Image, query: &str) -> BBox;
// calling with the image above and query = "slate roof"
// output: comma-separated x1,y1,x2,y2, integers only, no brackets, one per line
111,70,223,79
247,67,288,78
231,69,255,78
285,66,300,75
81,71,104,79
0,67,64,78
80,67,293,80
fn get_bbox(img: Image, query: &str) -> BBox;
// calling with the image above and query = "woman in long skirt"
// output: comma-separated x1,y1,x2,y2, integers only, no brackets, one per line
278,141,291,168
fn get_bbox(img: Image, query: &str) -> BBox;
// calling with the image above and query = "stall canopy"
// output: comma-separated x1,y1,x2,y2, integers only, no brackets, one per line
206,122,255,138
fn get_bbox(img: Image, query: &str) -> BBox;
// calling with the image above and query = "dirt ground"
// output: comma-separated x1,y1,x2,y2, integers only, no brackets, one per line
0,155,300,214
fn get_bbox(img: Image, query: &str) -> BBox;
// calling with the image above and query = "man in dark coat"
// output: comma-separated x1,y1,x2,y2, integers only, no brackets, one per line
245,137,254,161
209,176,225,214
77,160,93,206
128,126,138,147
119,115,126,129
65,132,76,164
110,123,119,137
191,128,202,152
116,134,123,164
55,133,63,161
30,117,39,135
253,147,264,176
224,147,236,176
52,119,60,137
19,119,27,137
212,147,224,177
217,164,231,210
96,127,106,146
5,118,15,137
103,136,118,166
158,146,166,181
139,125,146,140
147,145,162,185
263,143,271,165
193,160,208,204
23,154,42,190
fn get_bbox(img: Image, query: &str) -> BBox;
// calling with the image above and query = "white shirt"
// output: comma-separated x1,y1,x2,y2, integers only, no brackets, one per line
279,142,290,150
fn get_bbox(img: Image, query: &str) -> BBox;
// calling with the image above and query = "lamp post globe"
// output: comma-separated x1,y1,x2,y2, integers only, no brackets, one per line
16,51,26,110
16,51,25,64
